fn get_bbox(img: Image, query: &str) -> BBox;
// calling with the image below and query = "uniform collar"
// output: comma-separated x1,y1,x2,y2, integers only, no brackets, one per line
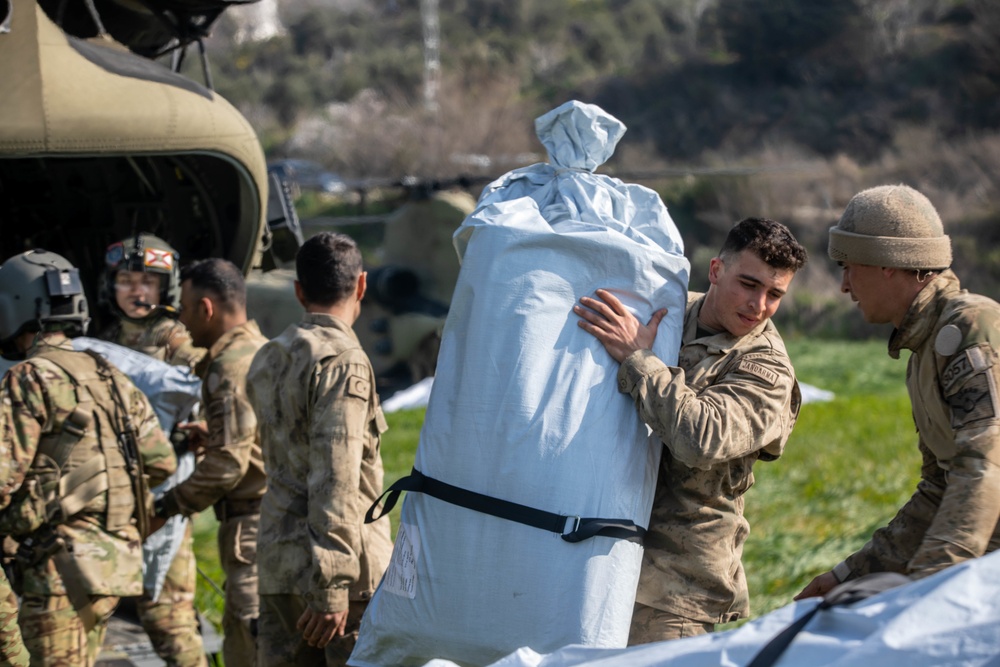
26,332,74,358
195,320,263,377
302,312,360,344
118,314,173,338
888,270,961,358
684,292,770,354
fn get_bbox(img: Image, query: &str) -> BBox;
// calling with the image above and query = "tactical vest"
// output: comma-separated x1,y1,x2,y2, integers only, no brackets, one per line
0,348,138,537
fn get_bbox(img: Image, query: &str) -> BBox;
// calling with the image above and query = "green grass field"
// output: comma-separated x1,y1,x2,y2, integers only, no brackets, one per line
192,338,919,635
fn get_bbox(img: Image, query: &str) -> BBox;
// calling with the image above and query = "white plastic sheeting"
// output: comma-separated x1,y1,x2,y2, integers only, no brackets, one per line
73,337,200,434
799,383,835,404
424,550,1000,667
381,376,436,413
350,101,690,666
72,336,200,600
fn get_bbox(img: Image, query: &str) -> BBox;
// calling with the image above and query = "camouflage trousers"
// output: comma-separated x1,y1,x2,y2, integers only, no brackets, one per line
218,514,259,667
138,522,207,667
257,595,368,667
0,568,28,667
18,592,118,667
627,603,715,645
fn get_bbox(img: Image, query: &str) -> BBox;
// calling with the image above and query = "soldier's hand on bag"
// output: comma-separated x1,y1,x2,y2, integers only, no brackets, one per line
575,289,667,363
794,570,839,600
176,420,209,455
297,607,349,648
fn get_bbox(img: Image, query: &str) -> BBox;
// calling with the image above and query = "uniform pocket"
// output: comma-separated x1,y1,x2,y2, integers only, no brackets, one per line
727,453,758,497
373,407,388,435
233,516,259,566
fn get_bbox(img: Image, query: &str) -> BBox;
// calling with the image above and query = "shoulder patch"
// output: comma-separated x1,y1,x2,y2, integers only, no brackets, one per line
206,372,221,395
737,357,778,386
935,324,963,356
941,344,994,396
346,374,370,399
948,371,997,429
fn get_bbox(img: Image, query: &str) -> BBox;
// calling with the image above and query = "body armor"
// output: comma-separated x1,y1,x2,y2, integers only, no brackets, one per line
0,347,145,539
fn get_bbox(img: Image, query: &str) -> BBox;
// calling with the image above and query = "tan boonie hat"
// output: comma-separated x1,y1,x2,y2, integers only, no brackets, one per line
828,184,952,270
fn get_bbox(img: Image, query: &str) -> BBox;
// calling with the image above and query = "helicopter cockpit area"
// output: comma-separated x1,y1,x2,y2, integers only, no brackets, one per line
0,153,261,331
0,0,268,334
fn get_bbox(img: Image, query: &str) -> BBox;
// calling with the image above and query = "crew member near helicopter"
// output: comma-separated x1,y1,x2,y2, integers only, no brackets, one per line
101,234,208,667
102,234,204,368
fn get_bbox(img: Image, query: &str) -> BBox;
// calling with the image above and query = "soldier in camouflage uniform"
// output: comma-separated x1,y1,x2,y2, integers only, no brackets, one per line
101,235,207,666
576,218,807,642
147,258,267,666
0,567,28,666
247,232,393,667
797,184,1000,598
0,249,177,666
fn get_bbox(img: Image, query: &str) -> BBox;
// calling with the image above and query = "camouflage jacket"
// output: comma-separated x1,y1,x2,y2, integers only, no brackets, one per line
837,270,1000,582
0,335,176,597
0,567,27,666
247,313,393,614
102,315,204,369
619,293,800,623
159,321,268,519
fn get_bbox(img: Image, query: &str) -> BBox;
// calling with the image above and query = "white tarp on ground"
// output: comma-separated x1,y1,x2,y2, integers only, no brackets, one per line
424,550,1000,667
799,383,834,404
350,101,690,666
380,376,436,413
72,336,200,601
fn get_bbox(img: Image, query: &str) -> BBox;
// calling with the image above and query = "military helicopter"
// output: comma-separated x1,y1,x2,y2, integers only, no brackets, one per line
0,0,269,324
0,0,476,396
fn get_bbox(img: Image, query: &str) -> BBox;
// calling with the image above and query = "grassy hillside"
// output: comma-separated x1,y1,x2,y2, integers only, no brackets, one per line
198,1,1000,338
193,338,919,638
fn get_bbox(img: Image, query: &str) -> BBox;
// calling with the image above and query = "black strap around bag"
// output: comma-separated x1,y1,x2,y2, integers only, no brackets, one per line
365,468,646,545
745,572,911,667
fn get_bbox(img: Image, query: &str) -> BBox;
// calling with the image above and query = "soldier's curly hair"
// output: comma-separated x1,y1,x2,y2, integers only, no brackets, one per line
296,232,363,306
719,217,808,272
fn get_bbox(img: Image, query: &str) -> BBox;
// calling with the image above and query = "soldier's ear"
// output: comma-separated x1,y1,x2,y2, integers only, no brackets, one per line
200,296,214,320
294,280,308,309
708,257,723,285
356,271,367,302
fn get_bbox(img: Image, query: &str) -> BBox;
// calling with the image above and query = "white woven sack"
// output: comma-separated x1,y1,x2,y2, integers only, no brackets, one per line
351,101,690,667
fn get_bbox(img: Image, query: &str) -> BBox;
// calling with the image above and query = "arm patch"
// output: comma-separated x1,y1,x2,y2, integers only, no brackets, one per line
941,344,993,395
737,357,778,386
948,372,997,428
346,374,370,399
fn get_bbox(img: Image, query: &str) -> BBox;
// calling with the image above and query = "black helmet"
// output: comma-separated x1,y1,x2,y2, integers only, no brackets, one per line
104,233,181,322
0,249,90,360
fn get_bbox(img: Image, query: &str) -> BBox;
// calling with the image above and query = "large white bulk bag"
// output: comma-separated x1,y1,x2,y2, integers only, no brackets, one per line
350,101,690,667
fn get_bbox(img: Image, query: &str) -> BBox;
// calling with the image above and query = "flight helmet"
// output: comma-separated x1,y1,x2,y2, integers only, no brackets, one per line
0,249,90,360
104,233,181,322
